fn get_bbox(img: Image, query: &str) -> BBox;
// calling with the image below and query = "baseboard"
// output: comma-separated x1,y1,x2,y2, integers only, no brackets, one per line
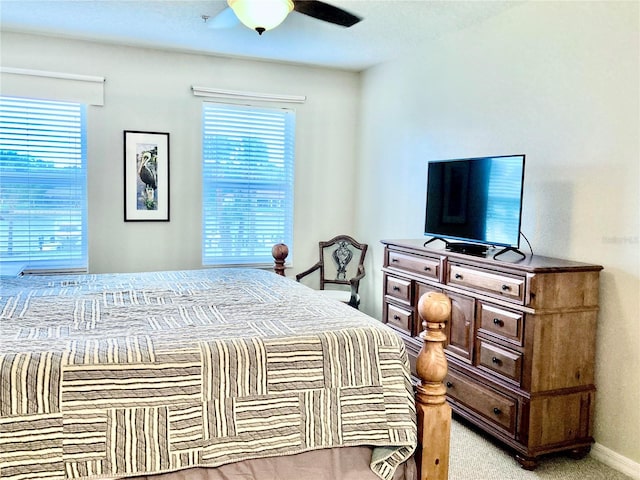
591,442,640,479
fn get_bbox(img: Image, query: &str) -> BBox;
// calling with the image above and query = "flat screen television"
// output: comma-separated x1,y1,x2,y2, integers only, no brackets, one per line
424,154,525,257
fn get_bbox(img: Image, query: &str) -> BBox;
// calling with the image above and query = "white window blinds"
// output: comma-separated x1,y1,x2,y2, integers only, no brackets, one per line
0,96,87,272
202,103,295,266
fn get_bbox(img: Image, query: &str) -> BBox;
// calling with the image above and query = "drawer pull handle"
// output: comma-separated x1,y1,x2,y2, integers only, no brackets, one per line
493,318,504,327
455,273,463,280
493,407,502,415
393,315,401,321
391,258,399,263
446,381,453,388
492,356,502,365
424,266,431,271
501,284,511,291
392,286,400,291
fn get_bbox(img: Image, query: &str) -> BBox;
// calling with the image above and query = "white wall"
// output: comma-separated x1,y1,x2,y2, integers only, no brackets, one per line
0,32,361,274
356,0,639,469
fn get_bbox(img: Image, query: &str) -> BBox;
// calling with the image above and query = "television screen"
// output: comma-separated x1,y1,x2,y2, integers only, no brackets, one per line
424,155,525,250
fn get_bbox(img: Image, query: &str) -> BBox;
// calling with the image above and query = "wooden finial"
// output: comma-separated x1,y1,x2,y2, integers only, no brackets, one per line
418,291,451,328
272,243,289,276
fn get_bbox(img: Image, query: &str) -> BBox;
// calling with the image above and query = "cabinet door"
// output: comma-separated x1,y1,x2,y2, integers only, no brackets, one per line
446,291,476,363
415,283,442,337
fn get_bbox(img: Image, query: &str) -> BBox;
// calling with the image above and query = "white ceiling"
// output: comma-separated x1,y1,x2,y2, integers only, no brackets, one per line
0,0,519,71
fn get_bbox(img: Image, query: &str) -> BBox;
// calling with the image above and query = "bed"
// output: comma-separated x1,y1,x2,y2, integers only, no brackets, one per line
0,250,450,480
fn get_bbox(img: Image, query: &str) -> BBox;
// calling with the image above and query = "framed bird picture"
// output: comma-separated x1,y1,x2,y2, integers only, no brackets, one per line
123,130,170,221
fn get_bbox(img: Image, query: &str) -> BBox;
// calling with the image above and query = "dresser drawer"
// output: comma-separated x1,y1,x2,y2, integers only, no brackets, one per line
477,340,523,384
478,302,524,345
385,275,412,303
388,251,439,279
445,369,517,435
448,263,525,303
386,304,413,335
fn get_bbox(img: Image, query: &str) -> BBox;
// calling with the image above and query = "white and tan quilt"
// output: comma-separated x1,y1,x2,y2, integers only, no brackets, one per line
0,268,416,480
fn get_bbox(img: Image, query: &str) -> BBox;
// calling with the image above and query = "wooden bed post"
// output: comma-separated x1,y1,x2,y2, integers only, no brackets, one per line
415,291,452,480
272,243,289,276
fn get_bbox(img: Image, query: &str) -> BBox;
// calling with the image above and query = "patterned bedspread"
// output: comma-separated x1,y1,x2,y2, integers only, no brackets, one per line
0,269,416,480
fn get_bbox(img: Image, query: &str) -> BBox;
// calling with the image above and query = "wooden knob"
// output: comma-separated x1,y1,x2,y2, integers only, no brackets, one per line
272,243,289,276
272,243,289,261
417,291,451,325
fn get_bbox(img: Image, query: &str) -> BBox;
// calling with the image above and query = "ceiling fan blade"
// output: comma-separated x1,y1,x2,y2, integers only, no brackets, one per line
206,7,240,29
293,1,362,27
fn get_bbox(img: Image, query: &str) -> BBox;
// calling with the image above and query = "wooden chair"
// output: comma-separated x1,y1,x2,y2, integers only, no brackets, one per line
295,235,368,309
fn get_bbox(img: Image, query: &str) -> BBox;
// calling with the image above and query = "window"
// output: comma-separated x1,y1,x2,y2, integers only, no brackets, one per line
202,103,295,266
0,96,87,272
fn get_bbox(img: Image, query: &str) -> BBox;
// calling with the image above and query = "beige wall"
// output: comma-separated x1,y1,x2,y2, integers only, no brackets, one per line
0,32,361,274
356,0,639,470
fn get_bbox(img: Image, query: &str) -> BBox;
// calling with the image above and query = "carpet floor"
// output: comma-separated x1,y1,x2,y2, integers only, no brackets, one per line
448,417,632,480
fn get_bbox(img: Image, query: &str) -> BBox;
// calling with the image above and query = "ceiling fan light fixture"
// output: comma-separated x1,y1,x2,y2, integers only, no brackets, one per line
227,0,294,35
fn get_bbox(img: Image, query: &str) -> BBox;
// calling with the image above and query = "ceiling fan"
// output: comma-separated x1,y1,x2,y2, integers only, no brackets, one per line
209,0,362,35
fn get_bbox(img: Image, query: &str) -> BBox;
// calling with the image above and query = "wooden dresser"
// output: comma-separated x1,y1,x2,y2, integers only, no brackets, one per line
381,239,602,469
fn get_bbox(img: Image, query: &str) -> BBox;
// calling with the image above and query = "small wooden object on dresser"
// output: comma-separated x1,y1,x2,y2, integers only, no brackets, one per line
381,239,603,470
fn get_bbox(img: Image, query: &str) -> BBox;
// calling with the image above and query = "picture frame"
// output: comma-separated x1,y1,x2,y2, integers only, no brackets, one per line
123,130,170,221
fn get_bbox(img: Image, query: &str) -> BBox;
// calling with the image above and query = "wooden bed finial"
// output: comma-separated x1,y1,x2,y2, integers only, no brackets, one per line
272,243,289,276
415,291,452,480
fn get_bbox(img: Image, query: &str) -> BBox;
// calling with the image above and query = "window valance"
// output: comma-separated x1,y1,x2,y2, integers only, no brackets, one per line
192,85,305,104
0,67,105,106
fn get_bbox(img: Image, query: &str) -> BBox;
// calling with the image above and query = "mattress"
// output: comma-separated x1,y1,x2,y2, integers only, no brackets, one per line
0,268,416,480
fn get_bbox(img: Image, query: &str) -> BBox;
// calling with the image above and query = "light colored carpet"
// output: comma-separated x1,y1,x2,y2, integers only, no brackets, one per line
448,418,632,480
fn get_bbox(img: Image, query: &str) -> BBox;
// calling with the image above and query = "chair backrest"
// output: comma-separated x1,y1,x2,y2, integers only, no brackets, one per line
318,235,368,291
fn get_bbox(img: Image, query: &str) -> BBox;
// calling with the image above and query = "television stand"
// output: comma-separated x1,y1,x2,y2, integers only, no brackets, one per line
446,242,488,257
381,239,602,470
493,246,526,261
423,236,448,248
424,237,488,256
